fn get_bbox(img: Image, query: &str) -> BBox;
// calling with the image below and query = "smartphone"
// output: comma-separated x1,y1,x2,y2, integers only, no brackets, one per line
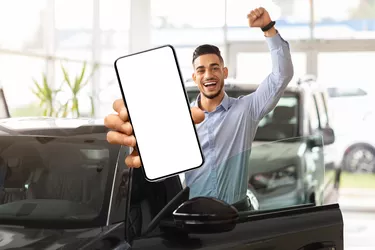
114,45,204,182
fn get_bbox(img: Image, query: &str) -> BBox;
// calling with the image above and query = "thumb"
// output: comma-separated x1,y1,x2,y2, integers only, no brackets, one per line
191,107,205,124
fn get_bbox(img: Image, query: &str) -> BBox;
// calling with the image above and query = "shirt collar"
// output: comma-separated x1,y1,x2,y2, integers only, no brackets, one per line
194,92,230,111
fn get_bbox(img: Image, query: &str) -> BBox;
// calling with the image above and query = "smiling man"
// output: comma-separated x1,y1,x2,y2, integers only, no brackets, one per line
105,7,294,211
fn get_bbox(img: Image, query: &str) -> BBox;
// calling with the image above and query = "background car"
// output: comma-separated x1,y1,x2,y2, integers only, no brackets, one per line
185,75,339,210
325,86,375,173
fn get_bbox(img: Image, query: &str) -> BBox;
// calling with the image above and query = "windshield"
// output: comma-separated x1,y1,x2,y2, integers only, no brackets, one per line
187,90,299,141
327,87,367,98
0,135,120,228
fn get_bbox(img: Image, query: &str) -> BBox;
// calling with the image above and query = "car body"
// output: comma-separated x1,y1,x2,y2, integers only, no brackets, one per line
185,76,339,210
326,86,375,173
0,117,344,249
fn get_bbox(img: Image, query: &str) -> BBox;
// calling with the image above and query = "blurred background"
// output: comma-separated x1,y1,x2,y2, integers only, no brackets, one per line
1,0,375,249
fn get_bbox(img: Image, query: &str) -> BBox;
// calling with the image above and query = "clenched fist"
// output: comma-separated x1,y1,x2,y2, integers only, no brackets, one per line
247,7,272,28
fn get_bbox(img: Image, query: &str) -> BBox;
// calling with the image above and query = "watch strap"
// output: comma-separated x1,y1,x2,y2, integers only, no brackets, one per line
261,21,276,32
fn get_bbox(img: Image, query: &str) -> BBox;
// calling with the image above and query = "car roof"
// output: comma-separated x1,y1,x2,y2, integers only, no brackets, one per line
0,117,108,137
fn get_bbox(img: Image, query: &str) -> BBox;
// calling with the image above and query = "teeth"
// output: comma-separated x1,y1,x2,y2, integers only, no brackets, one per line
204,82,216,87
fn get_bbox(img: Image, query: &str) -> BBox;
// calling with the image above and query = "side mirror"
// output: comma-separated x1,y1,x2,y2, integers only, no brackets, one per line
322,127,335,145
308,127,335,147
172,197,239,234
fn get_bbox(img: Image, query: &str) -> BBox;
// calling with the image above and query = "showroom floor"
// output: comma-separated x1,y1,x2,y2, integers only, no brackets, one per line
339,188,375,249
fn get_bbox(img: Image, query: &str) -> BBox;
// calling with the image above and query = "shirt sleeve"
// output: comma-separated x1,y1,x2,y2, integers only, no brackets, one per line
244,31,294,121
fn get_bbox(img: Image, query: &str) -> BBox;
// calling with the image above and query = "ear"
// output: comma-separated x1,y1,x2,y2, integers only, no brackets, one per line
192,72,197,84
223,67,228,79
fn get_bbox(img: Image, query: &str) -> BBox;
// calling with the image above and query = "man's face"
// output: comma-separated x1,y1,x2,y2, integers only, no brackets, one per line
192,54,228,100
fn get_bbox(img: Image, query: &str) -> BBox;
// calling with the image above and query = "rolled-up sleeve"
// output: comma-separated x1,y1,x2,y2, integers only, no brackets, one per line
245,32,294,121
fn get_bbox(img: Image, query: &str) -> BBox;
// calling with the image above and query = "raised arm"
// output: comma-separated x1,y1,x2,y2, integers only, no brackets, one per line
244,8,294,121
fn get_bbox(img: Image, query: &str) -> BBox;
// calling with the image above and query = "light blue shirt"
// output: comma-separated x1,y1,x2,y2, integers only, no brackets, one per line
185,32,294,205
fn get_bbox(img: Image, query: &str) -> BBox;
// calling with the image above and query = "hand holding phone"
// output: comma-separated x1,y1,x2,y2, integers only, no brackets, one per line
113,45,205,182
105,100,205,168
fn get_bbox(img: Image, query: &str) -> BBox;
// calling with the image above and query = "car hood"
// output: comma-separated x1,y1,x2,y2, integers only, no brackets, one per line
249,141,304,174
0,225,102,250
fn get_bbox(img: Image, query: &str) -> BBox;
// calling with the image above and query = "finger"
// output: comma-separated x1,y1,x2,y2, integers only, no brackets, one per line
250,10,257,19
118,107,129,123
104,114,132,135
254,8,262,17
191,107,205,124
107,131,137,147
113,99,125,113
125,150,142,168
112,99,129,122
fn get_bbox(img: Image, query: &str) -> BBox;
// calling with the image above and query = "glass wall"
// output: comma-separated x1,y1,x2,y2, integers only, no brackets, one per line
0,0,130,118
236,52,306,84
313,0,375,39
1,0,374,118
227,0,312,41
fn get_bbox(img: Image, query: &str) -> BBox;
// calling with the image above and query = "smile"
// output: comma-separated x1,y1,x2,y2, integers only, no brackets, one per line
203,82,217,87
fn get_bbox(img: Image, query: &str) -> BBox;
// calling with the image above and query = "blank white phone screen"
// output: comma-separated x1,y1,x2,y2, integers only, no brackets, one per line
115,45,204,181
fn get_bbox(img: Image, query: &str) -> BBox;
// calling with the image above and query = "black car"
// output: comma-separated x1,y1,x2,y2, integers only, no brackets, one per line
0,117,343,249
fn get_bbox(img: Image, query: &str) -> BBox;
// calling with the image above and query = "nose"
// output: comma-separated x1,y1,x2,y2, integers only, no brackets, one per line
204,69,214,79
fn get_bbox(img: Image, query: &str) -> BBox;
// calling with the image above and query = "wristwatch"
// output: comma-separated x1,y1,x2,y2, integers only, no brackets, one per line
261,21,276,32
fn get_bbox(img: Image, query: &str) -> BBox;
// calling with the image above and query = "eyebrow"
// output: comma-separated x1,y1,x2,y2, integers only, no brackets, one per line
195,63,220,70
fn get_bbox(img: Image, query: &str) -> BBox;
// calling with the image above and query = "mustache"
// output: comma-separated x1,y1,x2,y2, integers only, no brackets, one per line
202,77,218,82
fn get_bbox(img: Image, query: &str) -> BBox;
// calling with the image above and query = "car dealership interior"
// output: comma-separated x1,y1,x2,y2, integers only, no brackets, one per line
1,0,375,249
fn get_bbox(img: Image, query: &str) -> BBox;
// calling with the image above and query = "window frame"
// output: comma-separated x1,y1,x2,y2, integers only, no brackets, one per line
308,94,321,134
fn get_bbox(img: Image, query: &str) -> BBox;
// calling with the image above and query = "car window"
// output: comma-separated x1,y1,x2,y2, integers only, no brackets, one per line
187,90,299,141
327,87,367,98
314,93,328,128
256,96,299,141
0,135,121,228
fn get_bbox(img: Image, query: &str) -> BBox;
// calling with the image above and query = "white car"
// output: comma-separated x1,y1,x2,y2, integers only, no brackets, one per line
326,86,375,173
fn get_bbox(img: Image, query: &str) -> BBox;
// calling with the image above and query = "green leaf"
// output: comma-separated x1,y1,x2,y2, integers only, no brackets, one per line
89,95,95,116
77,61,87,86
61,63,72,90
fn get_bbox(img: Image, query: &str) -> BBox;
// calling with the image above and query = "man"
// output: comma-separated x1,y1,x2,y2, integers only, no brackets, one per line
104,7,294,211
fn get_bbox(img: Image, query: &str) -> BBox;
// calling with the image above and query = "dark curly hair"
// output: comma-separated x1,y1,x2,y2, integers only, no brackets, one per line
192,44,224,64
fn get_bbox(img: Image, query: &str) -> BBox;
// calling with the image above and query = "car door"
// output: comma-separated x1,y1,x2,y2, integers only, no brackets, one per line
126,196,344,250
118,168,343,250
0,88,10,119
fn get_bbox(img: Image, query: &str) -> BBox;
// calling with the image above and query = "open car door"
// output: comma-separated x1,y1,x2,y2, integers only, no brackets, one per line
0,88,10,118
121,179,344,250
115,136,344,250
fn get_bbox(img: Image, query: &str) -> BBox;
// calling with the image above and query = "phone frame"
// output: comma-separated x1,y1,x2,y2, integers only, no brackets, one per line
114,44,205,182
